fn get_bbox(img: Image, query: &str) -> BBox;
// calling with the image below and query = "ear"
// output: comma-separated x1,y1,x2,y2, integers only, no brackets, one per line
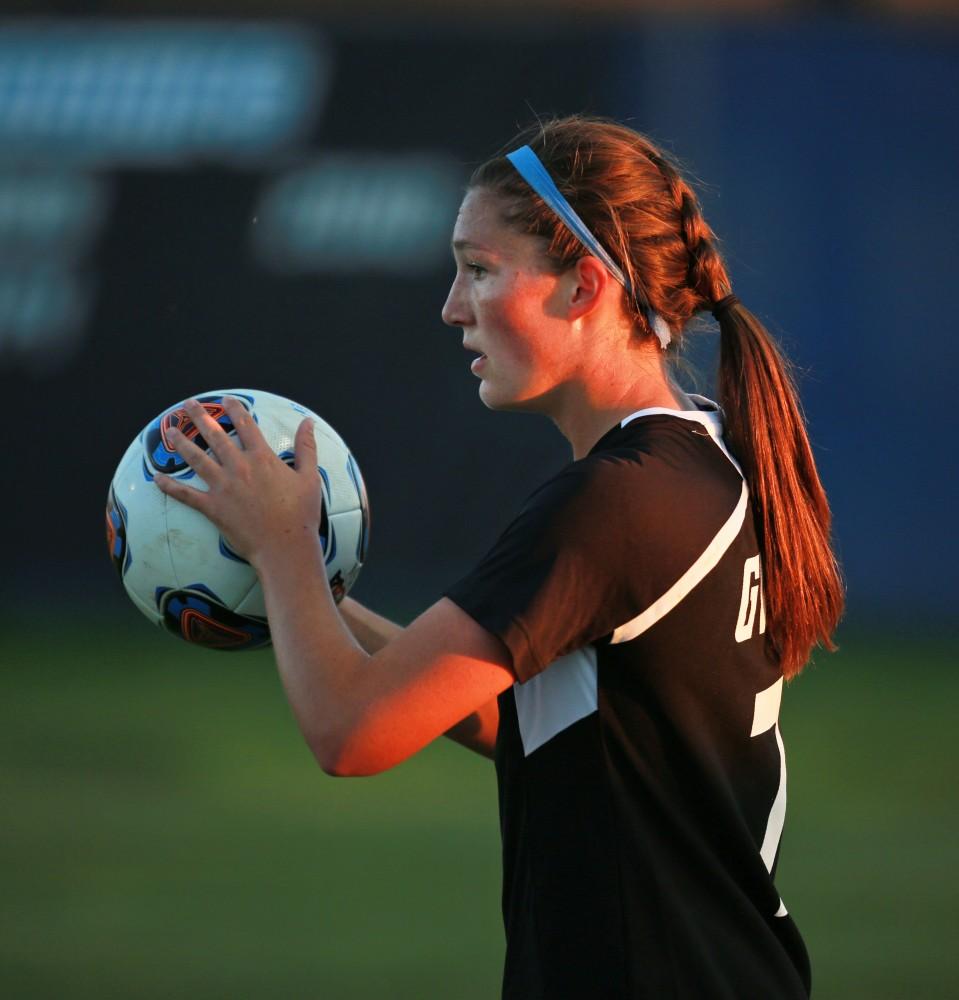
565,256,611,321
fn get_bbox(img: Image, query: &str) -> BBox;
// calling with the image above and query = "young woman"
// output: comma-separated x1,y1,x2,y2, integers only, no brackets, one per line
156,116,843,998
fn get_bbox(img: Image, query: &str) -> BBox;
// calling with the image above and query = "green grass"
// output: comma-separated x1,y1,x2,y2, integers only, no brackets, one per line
1,623,956,998
777,636,959,999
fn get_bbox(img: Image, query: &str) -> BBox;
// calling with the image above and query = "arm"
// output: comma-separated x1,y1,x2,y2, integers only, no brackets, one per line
337,596,399,653
338,597,499,760
156,398,511,775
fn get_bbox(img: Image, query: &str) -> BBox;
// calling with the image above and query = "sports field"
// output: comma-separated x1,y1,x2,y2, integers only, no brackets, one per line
2,621,956,999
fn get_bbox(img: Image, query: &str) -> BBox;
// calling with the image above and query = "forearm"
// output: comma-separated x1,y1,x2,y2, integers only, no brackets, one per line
256,536,370,766
339,597,498,760
338,596,403,653
258,546,499,766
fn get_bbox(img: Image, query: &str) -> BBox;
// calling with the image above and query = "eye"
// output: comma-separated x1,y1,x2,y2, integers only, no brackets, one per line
466,262,487,278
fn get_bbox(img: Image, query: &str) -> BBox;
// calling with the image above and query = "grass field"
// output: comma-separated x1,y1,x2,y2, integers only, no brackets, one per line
2,621,956,999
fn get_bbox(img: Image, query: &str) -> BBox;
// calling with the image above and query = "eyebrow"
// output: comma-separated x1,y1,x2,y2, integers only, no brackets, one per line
451,239,494,253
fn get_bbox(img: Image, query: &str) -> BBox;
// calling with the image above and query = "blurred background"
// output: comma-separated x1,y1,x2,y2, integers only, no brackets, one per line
1,1,956,997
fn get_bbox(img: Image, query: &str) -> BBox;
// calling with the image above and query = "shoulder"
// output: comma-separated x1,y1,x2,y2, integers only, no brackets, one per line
444,414,747,680
522,414,743,540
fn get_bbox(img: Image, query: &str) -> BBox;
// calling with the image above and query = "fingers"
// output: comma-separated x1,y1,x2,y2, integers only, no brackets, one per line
294,416,318,475
154,470,212,514
166,416,224,484
221,395,270,455
157,398,313,517
181,398,241,470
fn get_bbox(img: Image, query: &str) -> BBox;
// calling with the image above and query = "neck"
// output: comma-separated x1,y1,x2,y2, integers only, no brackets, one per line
549,368,696,460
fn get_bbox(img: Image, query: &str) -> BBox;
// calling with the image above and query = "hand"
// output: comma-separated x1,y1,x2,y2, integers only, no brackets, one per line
154,396,324,570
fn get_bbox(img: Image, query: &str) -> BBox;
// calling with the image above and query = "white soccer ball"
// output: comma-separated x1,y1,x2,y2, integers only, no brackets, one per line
106,389,370,651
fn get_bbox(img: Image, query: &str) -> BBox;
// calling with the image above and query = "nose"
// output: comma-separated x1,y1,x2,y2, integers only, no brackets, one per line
441,274,471,329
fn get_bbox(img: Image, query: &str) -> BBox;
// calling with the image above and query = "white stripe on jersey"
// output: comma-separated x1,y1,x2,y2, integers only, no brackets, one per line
609,480,749,645
751,676,783,737
768,723,789,917
751,677,789,916
514,646,598,756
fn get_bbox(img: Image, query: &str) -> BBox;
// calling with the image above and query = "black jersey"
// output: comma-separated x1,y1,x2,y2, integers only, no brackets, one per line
446,398,811,1000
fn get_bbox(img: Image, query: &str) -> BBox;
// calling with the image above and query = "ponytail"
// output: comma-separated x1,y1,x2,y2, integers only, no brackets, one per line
714,295,844,677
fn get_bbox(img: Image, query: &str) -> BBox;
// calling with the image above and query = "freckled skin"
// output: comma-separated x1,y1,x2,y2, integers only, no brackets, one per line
442,189,576,413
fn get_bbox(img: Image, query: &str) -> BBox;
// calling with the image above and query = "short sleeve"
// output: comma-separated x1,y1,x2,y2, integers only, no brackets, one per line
445,454,649,682
444,424,746,683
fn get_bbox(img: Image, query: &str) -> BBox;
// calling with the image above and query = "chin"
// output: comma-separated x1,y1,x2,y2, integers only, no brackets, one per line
478,380,511,411
478,379,543,414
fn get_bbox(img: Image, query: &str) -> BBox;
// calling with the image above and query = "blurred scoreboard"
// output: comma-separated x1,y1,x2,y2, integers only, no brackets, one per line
0,22,324,367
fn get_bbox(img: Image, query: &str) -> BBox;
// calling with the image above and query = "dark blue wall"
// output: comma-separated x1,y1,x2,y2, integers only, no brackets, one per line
618,16,959,621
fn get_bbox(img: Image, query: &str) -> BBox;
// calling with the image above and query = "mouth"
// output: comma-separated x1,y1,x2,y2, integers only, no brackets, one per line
464,343,487,373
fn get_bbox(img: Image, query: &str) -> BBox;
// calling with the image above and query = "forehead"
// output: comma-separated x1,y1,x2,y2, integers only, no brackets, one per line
451,188,543,261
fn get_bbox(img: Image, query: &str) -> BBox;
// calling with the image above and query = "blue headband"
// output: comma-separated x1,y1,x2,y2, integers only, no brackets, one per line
506,144,630,291
505,144,671,349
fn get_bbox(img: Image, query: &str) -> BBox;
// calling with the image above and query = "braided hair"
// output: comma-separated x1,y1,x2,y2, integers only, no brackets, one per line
469,116,844,677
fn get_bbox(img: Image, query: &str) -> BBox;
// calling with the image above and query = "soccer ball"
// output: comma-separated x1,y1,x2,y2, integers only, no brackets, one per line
106,389,370,651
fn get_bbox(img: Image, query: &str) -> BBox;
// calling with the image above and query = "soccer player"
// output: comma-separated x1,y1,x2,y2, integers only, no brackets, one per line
156,115,844,998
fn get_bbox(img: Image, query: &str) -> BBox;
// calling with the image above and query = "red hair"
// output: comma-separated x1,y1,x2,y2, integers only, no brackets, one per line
471,116,844,678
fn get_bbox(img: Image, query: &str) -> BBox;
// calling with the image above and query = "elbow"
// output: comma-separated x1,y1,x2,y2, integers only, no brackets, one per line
313,741,345,777
307,729,353,777
306,727,384,778
296,696,365,776
318,756,355,778
317,750,363,778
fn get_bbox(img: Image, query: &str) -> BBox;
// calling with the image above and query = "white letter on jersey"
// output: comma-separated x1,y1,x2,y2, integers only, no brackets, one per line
735,554,766,643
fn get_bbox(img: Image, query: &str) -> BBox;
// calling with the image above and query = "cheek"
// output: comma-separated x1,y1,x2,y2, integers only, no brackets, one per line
480,283,547,367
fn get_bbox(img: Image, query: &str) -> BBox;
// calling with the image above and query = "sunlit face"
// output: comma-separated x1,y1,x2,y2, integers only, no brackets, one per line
441,188,573,412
